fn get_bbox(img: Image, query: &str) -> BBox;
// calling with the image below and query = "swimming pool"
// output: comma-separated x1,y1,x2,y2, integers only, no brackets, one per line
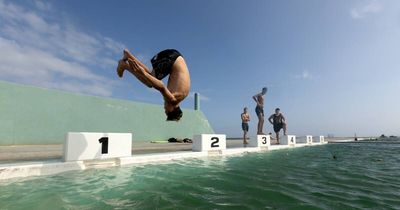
1,142,399,209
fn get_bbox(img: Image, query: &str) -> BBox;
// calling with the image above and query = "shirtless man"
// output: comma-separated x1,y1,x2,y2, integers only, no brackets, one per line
116,49,190,121
253,87,267,134
268,108,287,144
241,107,250,145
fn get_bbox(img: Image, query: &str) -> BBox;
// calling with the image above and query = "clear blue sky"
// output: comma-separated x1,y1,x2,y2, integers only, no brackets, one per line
1,0,399,137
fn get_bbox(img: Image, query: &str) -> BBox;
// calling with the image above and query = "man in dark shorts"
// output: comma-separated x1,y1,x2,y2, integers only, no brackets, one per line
253,87,267,134
268,108,287,144
241,107,250,145
116,49,190,121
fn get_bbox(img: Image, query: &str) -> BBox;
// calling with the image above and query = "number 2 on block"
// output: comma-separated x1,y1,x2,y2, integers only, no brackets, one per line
211,137,219,148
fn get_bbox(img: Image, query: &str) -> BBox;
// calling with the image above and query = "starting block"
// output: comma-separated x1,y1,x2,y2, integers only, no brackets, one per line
249,135,270,148
281,135,296,146
306,135,313,145
64,132,132,162
192,134,226,152
320,136,325,143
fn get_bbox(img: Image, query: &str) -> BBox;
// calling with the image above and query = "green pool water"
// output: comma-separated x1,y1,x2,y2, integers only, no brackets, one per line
1,142,399,209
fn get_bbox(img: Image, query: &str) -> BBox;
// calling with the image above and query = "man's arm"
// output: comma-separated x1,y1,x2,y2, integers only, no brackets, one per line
252,94,260,105
172,92,187,104
159,86,178,104
241,113,245,121
268,115,274,124
126,57,175,101
282,115,286,124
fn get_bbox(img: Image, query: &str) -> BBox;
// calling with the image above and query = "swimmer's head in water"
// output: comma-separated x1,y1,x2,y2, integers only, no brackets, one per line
166,106,183,121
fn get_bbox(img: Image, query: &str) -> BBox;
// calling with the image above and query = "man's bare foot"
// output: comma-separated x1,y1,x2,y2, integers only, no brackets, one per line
257,132,266,135
123,49,134,61
117,60,127,78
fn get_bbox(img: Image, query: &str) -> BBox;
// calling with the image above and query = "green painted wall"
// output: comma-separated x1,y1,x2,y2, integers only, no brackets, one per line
0,81,214,145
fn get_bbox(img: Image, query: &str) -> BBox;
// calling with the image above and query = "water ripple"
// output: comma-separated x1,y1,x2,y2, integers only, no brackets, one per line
1,142,400,209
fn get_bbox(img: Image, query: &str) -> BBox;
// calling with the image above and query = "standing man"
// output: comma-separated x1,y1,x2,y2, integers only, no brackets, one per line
268,108,287,144
241,107,250,145
253,87,267,134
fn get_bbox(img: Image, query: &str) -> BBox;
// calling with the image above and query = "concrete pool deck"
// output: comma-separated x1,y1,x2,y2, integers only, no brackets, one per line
0,140,253,162
0,137,366,162
0,140,332,181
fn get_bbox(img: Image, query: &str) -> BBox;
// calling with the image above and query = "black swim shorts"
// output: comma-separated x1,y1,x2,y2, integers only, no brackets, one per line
255,105,264,116
242,123,249,132
151,49,182,80
273,123,284,133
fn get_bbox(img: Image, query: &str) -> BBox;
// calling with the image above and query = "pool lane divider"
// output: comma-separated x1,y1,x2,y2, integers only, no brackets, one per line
0,133,327,181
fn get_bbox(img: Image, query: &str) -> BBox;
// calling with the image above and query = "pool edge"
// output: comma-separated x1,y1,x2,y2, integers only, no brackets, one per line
0,142,328,181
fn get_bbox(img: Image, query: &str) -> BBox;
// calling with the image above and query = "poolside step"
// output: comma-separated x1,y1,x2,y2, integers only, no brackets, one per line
207,150,223,156
83,158,120,169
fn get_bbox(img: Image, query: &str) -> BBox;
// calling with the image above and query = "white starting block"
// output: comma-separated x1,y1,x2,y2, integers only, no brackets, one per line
249,135,270,148
320,136,325,143
306,135,313,145
281,135,296,146
64,132,132,162
192,134,226,152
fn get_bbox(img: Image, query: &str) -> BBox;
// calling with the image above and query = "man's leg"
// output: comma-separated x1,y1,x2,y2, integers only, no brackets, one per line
116,56,166,93
125,58,164,90
276,132,280,144
117,49,155,87
117,59,153,88
123,49,152,74
125,58,176,103
257,113,264,134
283,123,287,135
243,130,247,144
260,114,264,134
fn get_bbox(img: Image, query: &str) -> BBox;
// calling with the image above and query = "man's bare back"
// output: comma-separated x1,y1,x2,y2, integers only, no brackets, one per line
166,56,190,105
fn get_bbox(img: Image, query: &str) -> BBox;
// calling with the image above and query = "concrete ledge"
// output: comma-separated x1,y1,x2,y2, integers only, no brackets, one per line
0,161,85,180
0,142,328,181
269,145,291,150
294,143,309,148
119,151,208,166
221,147,261,155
